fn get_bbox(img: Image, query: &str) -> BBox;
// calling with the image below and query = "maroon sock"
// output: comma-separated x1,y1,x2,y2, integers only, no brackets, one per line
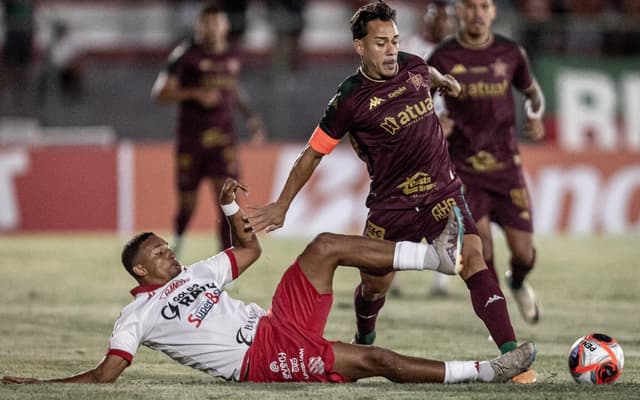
465,269,516,349
509,248,536,290
484,256,499,284
354,283,386,336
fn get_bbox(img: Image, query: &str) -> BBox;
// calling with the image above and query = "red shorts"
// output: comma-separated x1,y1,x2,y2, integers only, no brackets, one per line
241,262,349,383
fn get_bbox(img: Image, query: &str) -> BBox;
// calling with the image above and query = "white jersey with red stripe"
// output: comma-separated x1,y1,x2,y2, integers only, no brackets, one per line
108,249,266,381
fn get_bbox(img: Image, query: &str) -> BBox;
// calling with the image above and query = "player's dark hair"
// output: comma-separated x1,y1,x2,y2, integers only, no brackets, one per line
121,232,155,278
199,2,223,18
350,1,397,40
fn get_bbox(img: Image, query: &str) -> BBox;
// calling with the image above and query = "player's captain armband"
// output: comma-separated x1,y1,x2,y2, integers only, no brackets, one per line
309,125,339,154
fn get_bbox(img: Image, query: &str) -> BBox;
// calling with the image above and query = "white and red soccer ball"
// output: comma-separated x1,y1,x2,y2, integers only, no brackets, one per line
568,333,624,384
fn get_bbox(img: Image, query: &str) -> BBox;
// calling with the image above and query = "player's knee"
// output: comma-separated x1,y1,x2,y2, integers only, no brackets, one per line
361,347,396,373
306,232,342,259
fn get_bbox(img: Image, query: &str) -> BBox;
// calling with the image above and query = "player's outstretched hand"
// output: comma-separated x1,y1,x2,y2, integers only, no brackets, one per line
2,375,42,384
438,74,462,98
524,118,545,141
247,202,287,233
219,178,249,206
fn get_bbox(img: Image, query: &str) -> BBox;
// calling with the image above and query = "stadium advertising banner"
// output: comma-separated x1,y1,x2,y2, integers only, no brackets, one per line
1,143,638,235
536,57,640,151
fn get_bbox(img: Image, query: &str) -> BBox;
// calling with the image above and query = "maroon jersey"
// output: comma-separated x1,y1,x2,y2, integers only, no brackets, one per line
428,34,534,184
166,39,241,149
311,52,460,210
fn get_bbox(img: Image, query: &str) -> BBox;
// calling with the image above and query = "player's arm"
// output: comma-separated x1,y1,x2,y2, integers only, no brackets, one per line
151,71,220,108
521,79,545,141
248,144,325,233
219,178,261,276
1,354,129,384
428,65,461,98
233,83,266,145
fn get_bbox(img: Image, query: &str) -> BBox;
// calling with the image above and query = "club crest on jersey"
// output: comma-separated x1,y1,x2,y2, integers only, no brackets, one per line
369,96,385,110
491,58,508,77
406,71,428,91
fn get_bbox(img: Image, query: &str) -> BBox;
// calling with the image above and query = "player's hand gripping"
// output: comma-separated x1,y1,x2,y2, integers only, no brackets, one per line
219,178,249,207
524,117,545,141
247,202,287,233
438,74,462,98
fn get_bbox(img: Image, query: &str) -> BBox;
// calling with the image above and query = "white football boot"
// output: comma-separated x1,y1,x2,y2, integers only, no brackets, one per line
506,270,542,324
488,342,537,382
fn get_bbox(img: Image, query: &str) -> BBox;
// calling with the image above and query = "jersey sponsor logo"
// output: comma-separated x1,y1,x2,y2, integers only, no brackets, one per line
160,282,220,321
187,290,222,328
369,96,385,110
465,151,506,172
490,58,509,78
235,309,261,346
396,172,437,197
450,64,467,74
365,220,386,240
431,197,458,222
459,79,509,100
406,71,428,91
379,96,434,135
159,277,191,299
387,86,407,99
469,66,489,74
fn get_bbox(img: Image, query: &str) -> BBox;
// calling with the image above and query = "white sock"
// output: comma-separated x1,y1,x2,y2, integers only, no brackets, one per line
476,361,495,382
393,241,439,271
443,361,479,383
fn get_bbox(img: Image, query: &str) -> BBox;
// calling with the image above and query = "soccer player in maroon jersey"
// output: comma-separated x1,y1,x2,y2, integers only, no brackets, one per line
427,0,544,329
248,1,533,381
151,4,266,257
1,178,536,385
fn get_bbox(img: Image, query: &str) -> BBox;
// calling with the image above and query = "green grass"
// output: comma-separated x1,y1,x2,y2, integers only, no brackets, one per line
1,233,639,399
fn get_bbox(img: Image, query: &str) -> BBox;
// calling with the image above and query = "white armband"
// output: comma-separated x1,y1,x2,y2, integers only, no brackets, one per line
524,94,545,120
221,201,240,216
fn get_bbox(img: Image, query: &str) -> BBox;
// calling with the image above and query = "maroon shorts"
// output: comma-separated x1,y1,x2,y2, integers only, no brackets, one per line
176,144,238,192
364,187,478,242
460,169,533,233
241,262,349,383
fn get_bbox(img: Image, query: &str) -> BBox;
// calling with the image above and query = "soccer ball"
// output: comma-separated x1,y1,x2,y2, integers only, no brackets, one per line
568,333,624,384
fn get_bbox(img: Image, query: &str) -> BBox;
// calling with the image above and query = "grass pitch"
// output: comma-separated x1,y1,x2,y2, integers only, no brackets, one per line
0,233,638,399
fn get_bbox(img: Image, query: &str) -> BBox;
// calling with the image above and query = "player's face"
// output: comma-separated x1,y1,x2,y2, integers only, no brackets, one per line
196,12,230,48
354,19,399,80
136,235,182,285
457,0,496,39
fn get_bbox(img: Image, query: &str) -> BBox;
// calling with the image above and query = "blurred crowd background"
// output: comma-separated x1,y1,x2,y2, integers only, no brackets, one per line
1,0,639,143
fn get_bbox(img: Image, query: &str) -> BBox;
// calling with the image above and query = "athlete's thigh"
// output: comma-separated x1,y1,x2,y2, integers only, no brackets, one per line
489,170,533,233
176,148,204,192
204,144,239,179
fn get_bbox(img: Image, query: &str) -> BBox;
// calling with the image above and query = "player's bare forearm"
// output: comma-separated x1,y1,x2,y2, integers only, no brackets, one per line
2,355,128,384
248,145,324,232
428,66,461,98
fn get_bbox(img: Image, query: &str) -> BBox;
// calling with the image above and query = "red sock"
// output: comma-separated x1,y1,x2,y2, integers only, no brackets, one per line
465,269,516,349
354,283,386,336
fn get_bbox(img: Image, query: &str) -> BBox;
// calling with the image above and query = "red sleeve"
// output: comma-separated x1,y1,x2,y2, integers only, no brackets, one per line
224,249,239,279
107,349,133,365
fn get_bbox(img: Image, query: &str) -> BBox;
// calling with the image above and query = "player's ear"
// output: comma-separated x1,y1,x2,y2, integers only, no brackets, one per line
132,264,148,278
353,39,364,56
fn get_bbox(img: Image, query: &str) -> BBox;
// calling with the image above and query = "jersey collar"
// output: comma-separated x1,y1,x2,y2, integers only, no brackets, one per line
130,284,163,297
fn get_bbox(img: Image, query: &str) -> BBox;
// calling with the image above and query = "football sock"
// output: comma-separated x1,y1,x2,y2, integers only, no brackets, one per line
443,361,479,383
354,283,386,339
509,249,536,290
476,361,495,382
465,269,517,351
392,241,439,271
500,341,518,354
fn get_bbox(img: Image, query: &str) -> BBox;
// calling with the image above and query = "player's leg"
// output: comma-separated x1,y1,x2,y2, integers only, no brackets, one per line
503,226,541,324
173,151,201,258
475,215,499,283
330,341,537,383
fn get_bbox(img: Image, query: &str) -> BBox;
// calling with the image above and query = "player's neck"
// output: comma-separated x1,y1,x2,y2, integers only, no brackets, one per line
359,63,398,82
202,40,228,54
457,31,493,49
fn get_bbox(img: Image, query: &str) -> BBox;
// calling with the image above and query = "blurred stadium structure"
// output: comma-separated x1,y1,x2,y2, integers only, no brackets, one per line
0,0,639,236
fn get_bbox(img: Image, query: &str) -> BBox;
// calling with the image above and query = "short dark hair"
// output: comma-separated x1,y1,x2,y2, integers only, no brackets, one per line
350,1,397,40
121,232,155,278
199,2,223,18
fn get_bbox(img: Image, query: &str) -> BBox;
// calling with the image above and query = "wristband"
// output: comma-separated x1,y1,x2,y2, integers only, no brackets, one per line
221,201,240,216
524,96,545,120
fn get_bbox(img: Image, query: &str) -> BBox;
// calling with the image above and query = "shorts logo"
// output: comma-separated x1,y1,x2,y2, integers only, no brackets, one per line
431,197,458,222
269,348,312,381
308,356,325,375
269,361,279,373
396,172,436,196
365,220,386,240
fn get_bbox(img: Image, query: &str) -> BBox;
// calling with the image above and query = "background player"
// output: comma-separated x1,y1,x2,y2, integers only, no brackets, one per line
151,3,266,257
428,0,545,324
248,2,534,384
1,178,536,385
